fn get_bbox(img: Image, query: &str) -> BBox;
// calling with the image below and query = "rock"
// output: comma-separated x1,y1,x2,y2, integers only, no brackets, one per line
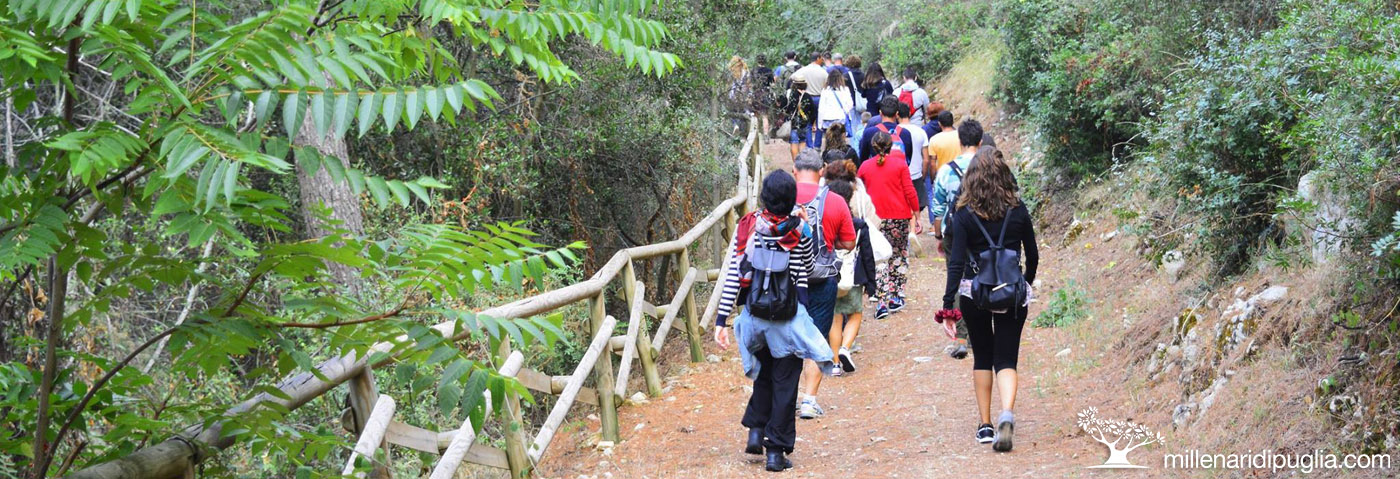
871,436,888,443
628,392,649,404
1172,403,1196,428
1100,230,1118,242
633,423,645,431
1055,348,1072,359
1294,170,1358,263
1198,376,1230,413
1062,219,1088,245
1162,250,1186,282
595,441,614,452
705,354,721,363
912,356,933,363
1251,286,1288,304
587,413,600,422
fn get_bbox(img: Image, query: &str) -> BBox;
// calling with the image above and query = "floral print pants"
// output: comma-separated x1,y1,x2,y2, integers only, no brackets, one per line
877,219,910,303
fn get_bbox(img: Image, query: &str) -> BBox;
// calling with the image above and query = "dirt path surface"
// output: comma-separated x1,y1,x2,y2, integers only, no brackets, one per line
533,140,1143,478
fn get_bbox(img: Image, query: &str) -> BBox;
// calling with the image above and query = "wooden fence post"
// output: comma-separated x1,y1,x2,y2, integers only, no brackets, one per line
347,368,392,478
676,248,704,362
591,293,620,442
496,342,530,479
622,263,663,396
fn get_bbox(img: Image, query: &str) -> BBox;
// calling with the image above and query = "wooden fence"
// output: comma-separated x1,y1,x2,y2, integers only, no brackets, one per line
66,121,765,479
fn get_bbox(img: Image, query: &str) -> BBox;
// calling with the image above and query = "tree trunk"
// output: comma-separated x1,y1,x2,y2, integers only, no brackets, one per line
294,75,364,289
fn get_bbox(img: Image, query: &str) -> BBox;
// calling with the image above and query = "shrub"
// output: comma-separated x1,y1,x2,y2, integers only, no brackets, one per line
1033,281,1092,328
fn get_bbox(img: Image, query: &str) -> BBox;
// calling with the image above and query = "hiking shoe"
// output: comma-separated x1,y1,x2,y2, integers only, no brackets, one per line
994,412,1015,452
837,347,856,373
875,305,892,320
948,340,969,360
976,423,995,444
887,297,906,313
798,398,825,419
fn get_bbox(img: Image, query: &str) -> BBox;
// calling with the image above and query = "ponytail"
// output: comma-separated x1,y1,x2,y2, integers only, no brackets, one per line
870,131,893,166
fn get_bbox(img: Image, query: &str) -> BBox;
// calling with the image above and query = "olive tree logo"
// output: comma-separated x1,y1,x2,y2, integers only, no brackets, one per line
1077,407,1164,468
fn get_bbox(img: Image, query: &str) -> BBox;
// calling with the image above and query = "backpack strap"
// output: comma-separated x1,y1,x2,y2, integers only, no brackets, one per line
949,160,965,179
997,207,1014,247
970,211,997,247
810,186,829,252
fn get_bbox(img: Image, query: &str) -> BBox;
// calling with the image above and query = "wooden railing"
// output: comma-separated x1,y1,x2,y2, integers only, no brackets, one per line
66,120,765,479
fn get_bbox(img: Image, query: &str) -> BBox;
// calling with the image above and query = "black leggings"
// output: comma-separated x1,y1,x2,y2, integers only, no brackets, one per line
961,301,1028,372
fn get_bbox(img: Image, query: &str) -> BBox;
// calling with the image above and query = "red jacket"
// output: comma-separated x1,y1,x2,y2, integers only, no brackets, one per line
857,154,920,220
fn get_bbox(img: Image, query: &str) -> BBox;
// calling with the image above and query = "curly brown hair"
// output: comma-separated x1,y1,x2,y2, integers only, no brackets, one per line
957,146,1019,220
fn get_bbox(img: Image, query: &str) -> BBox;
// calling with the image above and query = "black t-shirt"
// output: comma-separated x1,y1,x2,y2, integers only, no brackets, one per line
942,202,1038,309
754,66,774,91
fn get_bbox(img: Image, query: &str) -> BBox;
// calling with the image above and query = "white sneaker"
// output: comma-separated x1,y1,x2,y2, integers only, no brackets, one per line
837,348,856,373
799,398,825,419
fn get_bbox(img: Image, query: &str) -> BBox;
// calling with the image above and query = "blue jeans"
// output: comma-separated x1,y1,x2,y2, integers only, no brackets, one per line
806,277,839,337
926,175,938,225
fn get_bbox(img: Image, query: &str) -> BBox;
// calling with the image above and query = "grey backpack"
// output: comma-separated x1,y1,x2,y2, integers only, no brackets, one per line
801,187,842,281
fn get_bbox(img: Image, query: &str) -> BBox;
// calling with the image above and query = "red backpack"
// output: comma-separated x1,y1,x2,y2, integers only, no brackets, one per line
896,88,915,115
876,123,909,165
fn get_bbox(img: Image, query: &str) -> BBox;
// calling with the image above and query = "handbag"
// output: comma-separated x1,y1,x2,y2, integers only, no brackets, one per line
848,70,867,112
869,225,892,262
836,230,860,297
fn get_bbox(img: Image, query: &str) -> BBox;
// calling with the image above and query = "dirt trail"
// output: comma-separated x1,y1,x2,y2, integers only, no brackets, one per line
535,140,1127,478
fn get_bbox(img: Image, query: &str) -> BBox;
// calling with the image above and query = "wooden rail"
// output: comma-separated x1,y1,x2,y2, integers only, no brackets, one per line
66,120,764,479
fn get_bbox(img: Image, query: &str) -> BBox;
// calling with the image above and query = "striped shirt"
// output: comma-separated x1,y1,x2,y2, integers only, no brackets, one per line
716,217,814,326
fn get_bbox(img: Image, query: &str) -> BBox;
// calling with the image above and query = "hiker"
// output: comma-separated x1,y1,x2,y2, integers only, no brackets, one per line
896,102,931,221
752,54,775,140
845,56,866,102
820,162,877,376
822,124,859,165
778,75,818,160
922,102,945,140
858,97,914,164
938,146,1038,453
713,170,835,472
791,149,857,420
774,50,801,89
858,63,893,117
926,110,961,228
827,53,850,76
795,53,828,95
726,56,752,134
894,68,930,127
929,119,986,360
817,70,856,144
856,130,922,319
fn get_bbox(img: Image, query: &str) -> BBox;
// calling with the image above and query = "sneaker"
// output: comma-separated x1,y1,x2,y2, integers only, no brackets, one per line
837,347,856,373
799,398,825,419
994,412,1015,452
887,296,906,313
948,340,969,360
976,424,995,444
875,305,892,320
831,367,843,377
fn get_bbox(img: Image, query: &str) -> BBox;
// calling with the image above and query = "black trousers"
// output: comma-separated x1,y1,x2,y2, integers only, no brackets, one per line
961,301,1028,372
740,346,804,453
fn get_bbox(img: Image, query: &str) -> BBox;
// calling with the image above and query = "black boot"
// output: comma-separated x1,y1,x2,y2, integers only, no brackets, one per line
746,428,764,455
765,449,793,471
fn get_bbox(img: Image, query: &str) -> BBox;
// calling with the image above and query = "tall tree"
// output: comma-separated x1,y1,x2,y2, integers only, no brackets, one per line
0,0,678,477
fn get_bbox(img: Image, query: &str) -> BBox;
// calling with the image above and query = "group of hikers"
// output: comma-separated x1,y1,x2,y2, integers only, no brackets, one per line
716,51,1039,472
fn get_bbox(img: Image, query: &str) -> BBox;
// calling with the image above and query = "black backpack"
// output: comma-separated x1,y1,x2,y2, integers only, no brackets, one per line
742,230,798,321
969,208,1026,312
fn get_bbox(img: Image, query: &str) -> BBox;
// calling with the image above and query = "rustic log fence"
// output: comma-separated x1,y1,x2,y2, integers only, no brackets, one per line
66,121,764,479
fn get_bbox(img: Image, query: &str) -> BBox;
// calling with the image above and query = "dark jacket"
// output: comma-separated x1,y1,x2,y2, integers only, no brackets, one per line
779,88,818,130
858,79,893,115
852,218,878,298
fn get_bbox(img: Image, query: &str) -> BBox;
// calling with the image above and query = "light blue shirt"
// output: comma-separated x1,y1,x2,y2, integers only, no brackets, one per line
931,151,975,232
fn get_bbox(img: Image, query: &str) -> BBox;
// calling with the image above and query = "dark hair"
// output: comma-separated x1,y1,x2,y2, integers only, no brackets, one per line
958,119,984,147
902,67,917,81
958,146,1018,220
822,155,857,183
811,52,823,63
784,50,797,60
895,101,911,120
846,55,862,70
862,63,886,89
871,131,893,166
878,96,900,118
826,179,854,203
756,54,767,66
761,170,798,214
938,110,955,129
823,123,847,151
826,69,845,90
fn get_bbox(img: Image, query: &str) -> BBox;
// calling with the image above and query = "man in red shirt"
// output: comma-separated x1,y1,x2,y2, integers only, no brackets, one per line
792,149,856,419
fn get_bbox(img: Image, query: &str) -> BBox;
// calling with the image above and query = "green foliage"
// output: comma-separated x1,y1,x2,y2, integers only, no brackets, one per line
879,0,990,79
0,0,680,476
1032,281,1091,328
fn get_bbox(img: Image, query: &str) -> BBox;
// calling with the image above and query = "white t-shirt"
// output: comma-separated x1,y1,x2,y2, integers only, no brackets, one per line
903,122,928,180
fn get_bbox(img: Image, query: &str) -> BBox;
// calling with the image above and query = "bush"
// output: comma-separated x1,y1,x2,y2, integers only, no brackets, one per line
877,1,992,80
1033,281,1092,328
